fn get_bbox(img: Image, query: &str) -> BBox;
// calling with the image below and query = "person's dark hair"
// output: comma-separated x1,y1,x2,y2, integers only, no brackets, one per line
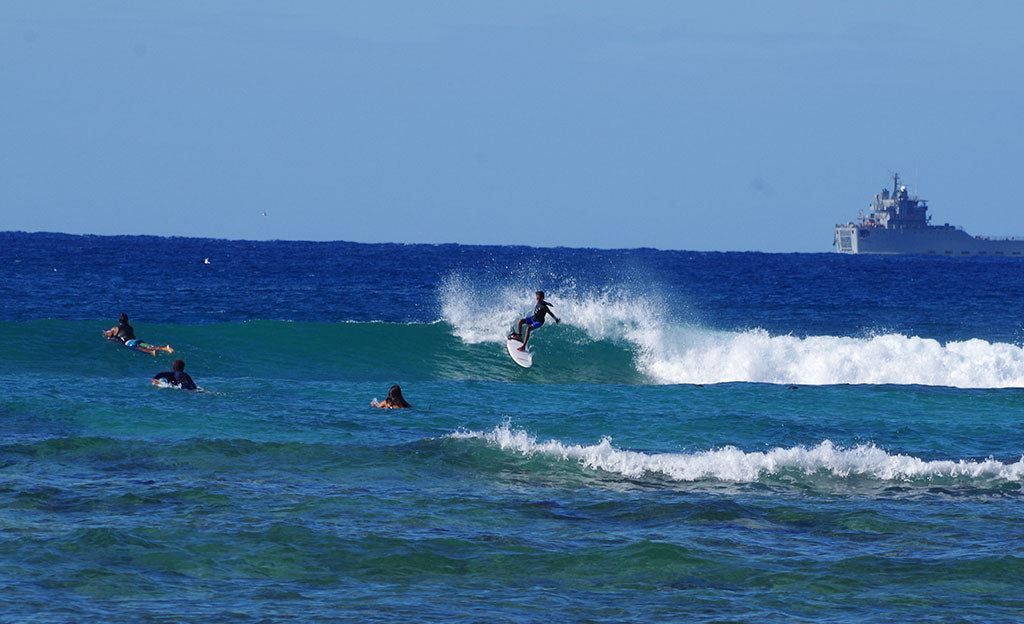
536,291,544,298
119,313,129,324
172,359,185,372
386,384,412,408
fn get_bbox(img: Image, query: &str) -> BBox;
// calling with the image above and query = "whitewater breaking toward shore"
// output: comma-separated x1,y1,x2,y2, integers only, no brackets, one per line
450,423,1024,483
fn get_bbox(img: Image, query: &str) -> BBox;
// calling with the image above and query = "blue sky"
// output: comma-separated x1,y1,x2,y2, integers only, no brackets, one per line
2,1,1022,251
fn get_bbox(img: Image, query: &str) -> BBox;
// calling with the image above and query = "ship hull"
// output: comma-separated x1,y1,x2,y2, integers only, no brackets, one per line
835,225,1024,256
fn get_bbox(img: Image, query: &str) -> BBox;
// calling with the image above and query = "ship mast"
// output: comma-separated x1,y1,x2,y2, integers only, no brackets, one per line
892,172,901,197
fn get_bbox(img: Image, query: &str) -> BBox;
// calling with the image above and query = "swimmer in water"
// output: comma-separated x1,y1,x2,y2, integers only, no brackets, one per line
104,313,174,356
512,291,560,351
372,385,413,408
152,359,197,391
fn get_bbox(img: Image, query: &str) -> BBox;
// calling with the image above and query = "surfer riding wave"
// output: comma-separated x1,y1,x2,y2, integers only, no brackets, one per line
512,291,560,351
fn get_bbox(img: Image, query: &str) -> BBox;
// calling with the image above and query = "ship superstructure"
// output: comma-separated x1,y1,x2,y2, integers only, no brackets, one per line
835,174,1024,255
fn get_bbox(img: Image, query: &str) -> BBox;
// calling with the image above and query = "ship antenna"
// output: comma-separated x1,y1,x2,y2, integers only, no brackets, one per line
892,172,900,196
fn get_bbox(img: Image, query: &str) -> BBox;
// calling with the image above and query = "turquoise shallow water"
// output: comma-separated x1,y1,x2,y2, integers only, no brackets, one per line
4,376,1023,622
3,233,1024,621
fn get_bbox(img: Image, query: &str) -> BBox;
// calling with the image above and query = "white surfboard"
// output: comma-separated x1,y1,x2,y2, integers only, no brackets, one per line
506,336,533,368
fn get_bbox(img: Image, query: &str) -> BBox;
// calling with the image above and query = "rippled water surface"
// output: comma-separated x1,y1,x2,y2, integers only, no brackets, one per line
2,232,1023,622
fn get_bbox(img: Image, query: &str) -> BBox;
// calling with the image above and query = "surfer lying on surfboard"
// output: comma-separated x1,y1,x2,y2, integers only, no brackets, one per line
152,359,197,390
104,313,174,356
511,291,560,351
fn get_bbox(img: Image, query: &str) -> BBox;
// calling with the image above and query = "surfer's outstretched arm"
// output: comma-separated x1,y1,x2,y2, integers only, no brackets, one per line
543,301,560,324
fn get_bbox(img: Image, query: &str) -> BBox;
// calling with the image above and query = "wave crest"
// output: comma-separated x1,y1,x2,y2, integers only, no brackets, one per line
448,424,1024,483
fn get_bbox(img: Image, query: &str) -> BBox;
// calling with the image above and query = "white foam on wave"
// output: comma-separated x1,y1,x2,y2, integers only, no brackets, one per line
635,327,1024,388
439,272,1024,388
438,272,665,346
448,424,1024,483
439,273,532,344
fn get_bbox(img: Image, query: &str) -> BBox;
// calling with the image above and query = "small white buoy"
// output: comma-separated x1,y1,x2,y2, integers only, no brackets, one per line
203,258,210,265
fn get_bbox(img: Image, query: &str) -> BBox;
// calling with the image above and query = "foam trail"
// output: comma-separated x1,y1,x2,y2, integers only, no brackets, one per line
636,328,1024,388
449,424,1024,483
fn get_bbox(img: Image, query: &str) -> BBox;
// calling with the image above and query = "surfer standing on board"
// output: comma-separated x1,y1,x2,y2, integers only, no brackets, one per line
513,291,560,351
104,313,174,356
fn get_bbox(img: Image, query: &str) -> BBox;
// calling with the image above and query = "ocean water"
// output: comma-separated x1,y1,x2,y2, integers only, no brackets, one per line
2,231,1023,622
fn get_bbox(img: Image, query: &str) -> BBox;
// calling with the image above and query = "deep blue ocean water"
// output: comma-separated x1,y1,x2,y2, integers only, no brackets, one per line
2,231,1023,622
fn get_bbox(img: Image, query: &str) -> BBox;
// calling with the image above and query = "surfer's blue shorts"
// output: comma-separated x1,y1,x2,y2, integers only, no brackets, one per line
124,339,139,348
524,316,543,329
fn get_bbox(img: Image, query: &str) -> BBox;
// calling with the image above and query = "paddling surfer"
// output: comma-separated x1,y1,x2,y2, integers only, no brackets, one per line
152,359,198,391
104,313,174,356
372,385,413,408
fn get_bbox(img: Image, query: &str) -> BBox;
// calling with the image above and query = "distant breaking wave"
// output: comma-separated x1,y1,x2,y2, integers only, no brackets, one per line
449,424,1024,484
439,273,1024,388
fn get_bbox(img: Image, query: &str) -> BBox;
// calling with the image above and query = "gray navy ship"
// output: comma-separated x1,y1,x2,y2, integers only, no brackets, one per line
835,174,1024,256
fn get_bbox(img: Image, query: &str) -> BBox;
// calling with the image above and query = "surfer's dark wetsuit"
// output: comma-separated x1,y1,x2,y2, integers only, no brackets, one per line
114,322,136,343
514,291,560,350
526,300,556,328
153,371,197,391
108,314,172,355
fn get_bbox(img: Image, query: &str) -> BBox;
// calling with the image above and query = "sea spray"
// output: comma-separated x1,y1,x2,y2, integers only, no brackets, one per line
439,271,670,344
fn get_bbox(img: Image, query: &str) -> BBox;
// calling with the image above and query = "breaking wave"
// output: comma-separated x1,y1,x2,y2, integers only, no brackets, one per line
448,423,1024,484
7,276,1024,388
439,273,1024,388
